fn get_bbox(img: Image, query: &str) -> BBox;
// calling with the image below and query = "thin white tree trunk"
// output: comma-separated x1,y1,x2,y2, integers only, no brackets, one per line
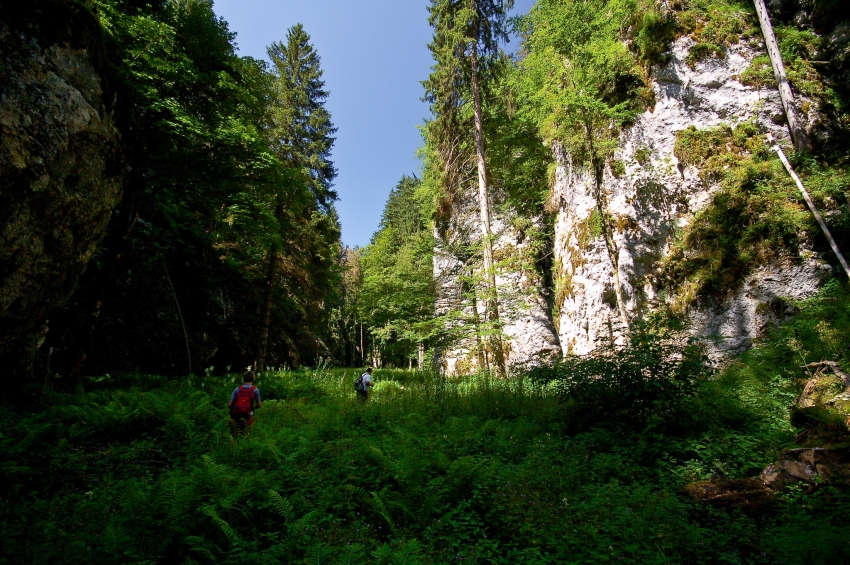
769,134,850,281
470,36,505,374
754,0,812,152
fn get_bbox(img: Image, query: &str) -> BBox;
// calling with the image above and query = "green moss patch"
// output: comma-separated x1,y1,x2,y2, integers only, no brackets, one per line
662,123,850,310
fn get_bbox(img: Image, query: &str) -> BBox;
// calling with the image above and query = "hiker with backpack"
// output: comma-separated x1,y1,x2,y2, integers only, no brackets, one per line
354,367,374,402
229,370,261,431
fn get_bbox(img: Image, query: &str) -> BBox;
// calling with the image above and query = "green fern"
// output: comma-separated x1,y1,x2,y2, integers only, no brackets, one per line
369,490,395,533
201,506,240,547
391,540,424,565
303,544,334,565
185,535,220,563
268,489,295,523
333,543,367,565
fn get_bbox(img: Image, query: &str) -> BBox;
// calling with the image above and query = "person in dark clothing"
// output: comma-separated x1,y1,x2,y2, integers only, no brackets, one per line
229,370,261,433
355,367,374,402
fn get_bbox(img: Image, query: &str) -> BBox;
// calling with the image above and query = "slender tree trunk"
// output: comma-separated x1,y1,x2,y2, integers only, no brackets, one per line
470,35,505,375
753,0,812,152
255,244,278,373
470,282,488,371
164,262,192,375
418,342,424,371
769,135,850,280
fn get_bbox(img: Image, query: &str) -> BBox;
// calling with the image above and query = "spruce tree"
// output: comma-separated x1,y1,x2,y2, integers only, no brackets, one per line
267,24,337,208
255,24,339,371
424,0,513,374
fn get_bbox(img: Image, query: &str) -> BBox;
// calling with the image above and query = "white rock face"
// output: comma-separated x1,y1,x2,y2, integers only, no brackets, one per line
435,36,833,372
552,37,831,358
433,202,560,375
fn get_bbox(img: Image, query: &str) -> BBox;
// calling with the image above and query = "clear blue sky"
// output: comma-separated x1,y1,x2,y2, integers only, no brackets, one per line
213,0,536,248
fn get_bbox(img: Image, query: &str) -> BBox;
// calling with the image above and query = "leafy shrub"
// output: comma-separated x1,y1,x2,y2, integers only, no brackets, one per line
528,320,709,429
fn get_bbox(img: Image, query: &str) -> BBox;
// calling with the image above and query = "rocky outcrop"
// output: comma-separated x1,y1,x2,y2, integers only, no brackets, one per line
436,6,847,373
762,447,850,489
0,1,122,372
435,33,831,370
551,35,829,359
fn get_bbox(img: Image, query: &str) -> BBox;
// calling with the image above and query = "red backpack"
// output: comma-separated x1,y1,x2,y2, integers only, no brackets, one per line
231,385,256,418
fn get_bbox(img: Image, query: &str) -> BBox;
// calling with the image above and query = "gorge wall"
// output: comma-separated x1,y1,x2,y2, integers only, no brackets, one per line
436,6,843,373
0,1,122,371
552,34,829,359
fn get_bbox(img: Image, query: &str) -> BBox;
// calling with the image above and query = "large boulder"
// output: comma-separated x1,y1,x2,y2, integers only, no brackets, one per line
0,0,122,374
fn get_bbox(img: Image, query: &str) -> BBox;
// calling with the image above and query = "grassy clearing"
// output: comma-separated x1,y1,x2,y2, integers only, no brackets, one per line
3,286,850,564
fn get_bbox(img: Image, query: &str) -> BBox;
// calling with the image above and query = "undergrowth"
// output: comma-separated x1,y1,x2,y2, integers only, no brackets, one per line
3,285,850,564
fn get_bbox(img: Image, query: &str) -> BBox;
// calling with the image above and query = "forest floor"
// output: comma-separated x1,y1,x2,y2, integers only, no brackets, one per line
3,286,850,564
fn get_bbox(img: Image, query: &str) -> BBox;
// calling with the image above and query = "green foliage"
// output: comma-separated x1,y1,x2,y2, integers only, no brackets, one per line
663,122,850,309
359,176,436,366
5,285,850,563
528,318,709,429
267,23,338,208
675,0,757,67
43,0,342,377
516,0,661,164
739,23,831,109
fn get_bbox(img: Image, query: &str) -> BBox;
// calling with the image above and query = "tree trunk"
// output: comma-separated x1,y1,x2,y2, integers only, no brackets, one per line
164,262,192,375
769,135,850,280
753,0,812,152
418,342,424,371
470,281,488,371
470,34,505,375
255,244,278,373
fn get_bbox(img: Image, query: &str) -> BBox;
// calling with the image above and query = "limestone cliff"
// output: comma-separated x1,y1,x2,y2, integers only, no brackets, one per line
552,35,831,358
0,1,122,371
433,177,560,374
437,6,844,372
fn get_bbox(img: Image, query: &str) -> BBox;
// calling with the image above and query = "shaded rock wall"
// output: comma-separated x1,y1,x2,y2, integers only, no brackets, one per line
0,1,122,371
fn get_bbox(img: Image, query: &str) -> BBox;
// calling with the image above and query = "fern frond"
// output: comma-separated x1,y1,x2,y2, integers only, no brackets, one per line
268,489,295,523
201,506,240,546
333,543,366,565
185,535,220,562
369,491,395,532
392,539,424,565
305,544,333,565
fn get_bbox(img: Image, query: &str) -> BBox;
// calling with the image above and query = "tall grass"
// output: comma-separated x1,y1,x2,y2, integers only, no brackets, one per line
2,284,850,564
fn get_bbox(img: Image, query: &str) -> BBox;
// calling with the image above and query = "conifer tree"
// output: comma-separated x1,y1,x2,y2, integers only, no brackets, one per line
267,24,338,208
255,24,339,371
424,0,513,374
